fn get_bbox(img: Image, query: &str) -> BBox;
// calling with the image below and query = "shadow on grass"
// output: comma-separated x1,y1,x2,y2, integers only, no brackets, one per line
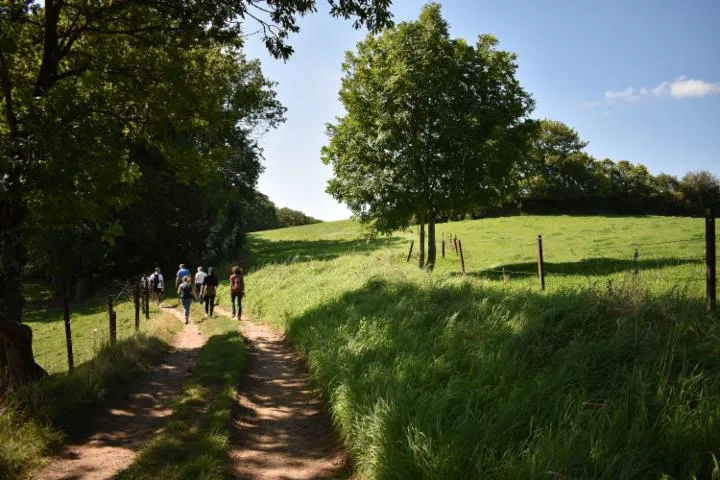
464,256,703,279
23,291,137,324
284,277,719,479
249,236,405,267
19,334,174,438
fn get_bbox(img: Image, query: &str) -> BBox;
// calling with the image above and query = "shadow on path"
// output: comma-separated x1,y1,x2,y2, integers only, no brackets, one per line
224,307,348,480
34,310,206,480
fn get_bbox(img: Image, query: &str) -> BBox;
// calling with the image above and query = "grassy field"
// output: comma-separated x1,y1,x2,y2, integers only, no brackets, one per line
119,307,244,480
243,215,719,479
24,282,162,374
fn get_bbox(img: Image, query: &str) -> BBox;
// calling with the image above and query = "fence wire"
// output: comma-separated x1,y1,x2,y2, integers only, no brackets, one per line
30,281,152,375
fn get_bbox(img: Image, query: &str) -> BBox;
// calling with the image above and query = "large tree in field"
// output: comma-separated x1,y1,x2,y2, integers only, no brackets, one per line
322,3,535,270
0,0,393,388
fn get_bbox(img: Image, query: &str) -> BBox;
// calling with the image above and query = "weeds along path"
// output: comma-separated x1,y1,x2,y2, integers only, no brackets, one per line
35,308,206,480
216,306,348,480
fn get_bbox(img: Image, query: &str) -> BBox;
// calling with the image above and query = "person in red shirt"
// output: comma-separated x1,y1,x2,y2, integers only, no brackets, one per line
230,266,245,319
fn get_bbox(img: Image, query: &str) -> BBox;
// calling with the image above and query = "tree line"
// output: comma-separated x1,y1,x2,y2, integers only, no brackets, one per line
323,3,720,272
477,119,720,218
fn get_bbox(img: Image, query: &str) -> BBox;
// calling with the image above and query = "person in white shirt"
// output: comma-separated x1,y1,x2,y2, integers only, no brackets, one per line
194,266,207,303
148,267,164,305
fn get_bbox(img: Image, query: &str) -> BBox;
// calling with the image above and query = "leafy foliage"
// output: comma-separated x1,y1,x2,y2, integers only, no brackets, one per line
500,120,720,217
323,3,535,268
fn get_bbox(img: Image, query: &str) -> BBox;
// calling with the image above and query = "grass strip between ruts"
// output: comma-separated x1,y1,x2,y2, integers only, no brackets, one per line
117,307,244,480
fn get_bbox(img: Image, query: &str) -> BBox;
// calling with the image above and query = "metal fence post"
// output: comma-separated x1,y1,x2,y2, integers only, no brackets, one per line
537,235,546,291
706,208,716,313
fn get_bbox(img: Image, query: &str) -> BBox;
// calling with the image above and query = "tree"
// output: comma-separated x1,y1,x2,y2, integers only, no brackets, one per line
323,3,535,270
0,0,393,388
679,171,720,213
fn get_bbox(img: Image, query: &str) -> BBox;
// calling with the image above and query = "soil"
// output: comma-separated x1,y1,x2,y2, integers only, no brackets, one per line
34,308,206,480
218,306,349,480
35,302,348,480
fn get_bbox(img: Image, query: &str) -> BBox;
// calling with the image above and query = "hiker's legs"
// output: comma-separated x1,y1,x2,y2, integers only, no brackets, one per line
231,292,237,316
204,296,210,315
207,295,215,317
237,292,243,319
181,298,192,322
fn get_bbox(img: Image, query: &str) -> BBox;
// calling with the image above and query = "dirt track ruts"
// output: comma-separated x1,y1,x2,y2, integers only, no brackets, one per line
217,305,349,480
34,308,206,480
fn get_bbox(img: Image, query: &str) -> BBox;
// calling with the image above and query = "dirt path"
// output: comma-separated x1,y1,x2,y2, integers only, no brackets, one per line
217,306,348,480
35,308,206,480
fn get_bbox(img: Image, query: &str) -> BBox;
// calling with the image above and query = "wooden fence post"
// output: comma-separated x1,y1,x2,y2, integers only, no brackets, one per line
537,234,546,291
63,282,74,372
707,208,716,313
144,287,150,319
108,296,117,345
406,241,414,262
441,233,445,258
134,283,140,333
458,239,466,275
453,235,458,255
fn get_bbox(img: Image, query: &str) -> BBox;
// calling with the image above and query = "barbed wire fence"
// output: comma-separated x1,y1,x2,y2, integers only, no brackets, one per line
406,208,718,314
33,279,152,375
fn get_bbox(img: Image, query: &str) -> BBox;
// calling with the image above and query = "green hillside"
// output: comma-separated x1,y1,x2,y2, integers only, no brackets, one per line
244,215,719,479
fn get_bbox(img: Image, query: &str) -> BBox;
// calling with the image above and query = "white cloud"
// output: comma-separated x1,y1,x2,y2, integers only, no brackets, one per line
669,76,720,97
582,75,720,108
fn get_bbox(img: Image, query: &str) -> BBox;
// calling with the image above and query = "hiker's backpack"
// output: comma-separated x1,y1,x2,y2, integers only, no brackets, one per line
179,283,193,298
231,274,242,292
153,274,161,288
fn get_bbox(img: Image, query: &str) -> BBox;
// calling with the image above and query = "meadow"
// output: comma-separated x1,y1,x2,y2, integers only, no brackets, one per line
24,282,161,374
244,215,719,479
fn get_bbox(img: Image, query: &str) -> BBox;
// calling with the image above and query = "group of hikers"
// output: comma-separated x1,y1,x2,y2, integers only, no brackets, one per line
142,264,245,324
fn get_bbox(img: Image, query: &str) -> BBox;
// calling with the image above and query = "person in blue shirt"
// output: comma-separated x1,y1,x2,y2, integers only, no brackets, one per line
175,263,191,289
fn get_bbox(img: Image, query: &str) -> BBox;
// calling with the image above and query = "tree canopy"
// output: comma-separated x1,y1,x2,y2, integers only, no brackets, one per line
323,3,535,269
0,0,394,387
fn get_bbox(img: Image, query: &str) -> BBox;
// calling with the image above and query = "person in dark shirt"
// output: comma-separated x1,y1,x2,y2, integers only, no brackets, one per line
202,267,219,318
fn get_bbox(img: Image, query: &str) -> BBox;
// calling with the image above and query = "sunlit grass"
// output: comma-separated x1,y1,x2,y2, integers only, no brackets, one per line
24,286,164,374
244,215,719,479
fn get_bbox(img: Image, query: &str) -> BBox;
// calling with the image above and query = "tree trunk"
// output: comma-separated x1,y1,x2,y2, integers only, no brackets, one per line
75,275,93,302
418,216,426,269
51,274,66,298
426,216,436,271
0,198,46,389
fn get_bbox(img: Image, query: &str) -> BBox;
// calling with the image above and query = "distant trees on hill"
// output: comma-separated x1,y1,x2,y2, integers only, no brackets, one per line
485,119,720,217
276,208,323,228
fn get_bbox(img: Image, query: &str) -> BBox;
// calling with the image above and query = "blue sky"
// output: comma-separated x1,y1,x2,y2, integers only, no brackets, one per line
244,0,720,221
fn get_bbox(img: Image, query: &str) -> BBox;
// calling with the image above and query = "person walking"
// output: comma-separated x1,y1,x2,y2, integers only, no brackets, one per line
194,266,207,303
176,263,191,289
202,267,219,318
176,276,198,324
148,267,164,305
229,266,245,319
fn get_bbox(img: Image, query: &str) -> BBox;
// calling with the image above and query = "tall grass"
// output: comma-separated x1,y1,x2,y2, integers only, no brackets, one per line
244,216,720,479
0,312,180,479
